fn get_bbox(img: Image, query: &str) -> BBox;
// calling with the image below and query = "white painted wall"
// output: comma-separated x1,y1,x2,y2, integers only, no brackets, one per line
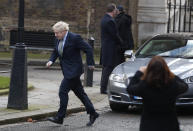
137,0,168,46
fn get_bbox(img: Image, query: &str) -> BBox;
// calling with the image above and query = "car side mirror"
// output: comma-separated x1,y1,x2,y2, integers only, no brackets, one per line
124,50,133,58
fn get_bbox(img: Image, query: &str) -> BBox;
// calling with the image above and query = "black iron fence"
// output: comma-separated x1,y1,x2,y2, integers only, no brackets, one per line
10,30,55,49
167,0,193,33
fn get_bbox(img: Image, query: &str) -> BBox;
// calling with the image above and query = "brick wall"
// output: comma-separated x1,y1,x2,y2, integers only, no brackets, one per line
0,0,135,48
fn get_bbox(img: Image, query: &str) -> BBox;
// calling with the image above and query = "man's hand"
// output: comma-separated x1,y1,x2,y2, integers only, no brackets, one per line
88,65,95,70
46,61,53,68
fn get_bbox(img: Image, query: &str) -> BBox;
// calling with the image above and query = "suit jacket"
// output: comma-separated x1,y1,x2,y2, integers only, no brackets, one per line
49,32,94,79
100,14,121,67
127,71,188,131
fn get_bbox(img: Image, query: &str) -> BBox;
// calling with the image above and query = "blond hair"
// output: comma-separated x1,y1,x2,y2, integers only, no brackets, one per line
52,21,69,32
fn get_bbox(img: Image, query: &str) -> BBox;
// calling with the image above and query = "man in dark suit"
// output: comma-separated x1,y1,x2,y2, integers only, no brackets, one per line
46,21,99,126
100,3,122,94
115,5,134,63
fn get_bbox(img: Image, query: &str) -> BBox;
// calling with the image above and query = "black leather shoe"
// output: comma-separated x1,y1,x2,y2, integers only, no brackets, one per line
47,116,63,124
86,112,99,126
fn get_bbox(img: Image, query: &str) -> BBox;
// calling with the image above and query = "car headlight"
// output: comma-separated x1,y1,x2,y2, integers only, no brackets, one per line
109,73,127,83
184,76,193,84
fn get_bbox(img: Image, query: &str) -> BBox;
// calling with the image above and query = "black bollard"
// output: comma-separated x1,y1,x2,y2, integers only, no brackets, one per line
7,43,28,110
84,37,95,87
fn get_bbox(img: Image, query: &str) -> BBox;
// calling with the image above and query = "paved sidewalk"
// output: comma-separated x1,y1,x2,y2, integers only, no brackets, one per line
0,64,108,125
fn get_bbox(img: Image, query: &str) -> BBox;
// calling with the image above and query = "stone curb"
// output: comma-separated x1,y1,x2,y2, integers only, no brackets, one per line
0,107,85,125
0,85,34,96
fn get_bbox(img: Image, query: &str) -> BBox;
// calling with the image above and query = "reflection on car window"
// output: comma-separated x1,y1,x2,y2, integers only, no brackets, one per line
180,40,193,58
136,38,193,58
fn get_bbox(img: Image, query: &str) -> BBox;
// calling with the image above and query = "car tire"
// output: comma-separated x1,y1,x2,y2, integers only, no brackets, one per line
109,101,128,112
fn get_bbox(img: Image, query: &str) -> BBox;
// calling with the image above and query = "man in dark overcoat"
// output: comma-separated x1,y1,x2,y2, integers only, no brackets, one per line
115,5,134,62
100,3,122,94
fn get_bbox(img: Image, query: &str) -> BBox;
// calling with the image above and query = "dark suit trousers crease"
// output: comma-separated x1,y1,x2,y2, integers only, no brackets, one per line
57,76,96,118
100,66,114,93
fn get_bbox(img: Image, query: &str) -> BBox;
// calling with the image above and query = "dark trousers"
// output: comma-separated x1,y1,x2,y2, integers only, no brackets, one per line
100,66,114,93
57,76,96,118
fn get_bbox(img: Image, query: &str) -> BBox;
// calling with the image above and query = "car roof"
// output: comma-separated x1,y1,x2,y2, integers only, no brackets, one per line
153,33,193,40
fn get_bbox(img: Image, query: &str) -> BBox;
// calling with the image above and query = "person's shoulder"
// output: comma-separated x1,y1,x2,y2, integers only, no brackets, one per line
70,32,83,41
106,14,114,20
68,32,78,37
170,75,186,87
103,17,114,25
66,32,79,41
125,14,132,19
173,75,181,81
116,13,131,21
101,14,110,23
102,14,109,19
115,14,122,20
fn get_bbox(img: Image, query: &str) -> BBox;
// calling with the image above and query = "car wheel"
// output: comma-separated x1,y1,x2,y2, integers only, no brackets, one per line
109,101,128,112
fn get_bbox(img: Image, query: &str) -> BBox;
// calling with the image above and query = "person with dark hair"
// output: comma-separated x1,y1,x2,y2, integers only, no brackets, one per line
127,56,188,131
115,5,134,63
100,3,122,94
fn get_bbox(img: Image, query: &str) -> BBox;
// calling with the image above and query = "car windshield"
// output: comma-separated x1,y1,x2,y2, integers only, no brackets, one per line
136,37,193,58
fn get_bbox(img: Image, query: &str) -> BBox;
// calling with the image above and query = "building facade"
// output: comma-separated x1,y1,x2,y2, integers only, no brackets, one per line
0,0,136,48
0,0,191,49
137,0,193,46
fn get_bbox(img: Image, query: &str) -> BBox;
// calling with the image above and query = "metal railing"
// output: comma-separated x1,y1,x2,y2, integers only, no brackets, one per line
167,0,193,33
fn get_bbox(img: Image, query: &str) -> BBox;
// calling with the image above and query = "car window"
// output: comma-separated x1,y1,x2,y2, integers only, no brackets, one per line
159,40,193,58
136,38,190,58
178,40,193,58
